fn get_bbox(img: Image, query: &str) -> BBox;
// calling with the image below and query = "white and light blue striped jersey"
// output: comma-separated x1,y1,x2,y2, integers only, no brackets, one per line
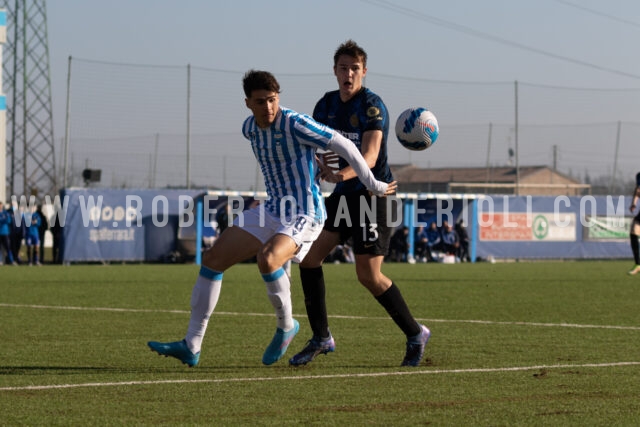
242,107,334,222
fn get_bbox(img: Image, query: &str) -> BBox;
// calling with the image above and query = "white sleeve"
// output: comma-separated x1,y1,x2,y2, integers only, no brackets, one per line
326,133,388,196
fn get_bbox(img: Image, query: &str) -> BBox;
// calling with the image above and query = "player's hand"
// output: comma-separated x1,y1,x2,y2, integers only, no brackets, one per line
317,161,343,183
384,181,398,196
316,152,343,183
369,181,398,197
631,204,637,213
321,152,340,170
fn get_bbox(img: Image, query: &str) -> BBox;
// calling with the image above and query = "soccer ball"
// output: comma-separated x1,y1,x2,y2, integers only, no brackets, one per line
395,108,439,151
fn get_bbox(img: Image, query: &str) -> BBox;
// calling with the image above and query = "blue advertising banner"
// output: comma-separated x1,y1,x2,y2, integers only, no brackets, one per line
59,188,201,263
58,189,634,264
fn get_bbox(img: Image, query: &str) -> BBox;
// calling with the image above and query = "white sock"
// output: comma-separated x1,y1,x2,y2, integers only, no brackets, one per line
262,267,294,331
185,266,223,354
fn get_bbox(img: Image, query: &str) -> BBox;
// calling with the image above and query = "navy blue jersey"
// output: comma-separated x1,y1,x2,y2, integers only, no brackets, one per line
313,87,393,194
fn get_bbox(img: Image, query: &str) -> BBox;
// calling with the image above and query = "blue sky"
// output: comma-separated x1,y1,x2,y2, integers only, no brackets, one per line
45,0,640,187
47,1,640,86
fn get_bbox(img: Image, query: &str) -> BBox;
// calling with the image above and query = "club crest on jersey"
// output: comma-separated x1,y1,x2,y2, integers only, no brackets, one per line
274,132,283,145
366,107,380,118
350,113,359,128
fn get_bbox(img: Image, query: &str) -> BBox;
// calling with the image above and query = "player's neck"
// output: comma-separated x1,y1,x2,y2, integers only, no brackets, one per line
339,86,364,103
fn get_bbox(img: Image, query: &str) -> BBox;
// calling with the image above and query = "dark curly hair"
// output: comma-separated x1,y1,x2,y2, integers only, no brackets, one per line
242,70,280,98
333,40,367,68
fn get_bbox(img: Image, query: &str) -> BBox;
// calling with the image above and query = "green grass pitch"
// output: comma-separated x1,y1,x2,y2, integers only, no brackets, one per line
1,260,640,425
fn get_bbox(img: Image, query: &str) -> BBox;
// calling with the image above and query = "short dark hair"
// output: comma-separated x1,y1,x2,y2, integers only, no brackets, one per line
636,172,640,186
333,40,367,68
242,70,280,98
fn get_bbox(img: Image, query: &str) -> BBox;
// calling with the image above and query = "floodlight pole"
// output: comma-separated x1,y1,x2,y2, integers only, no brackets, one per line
3,0,56,197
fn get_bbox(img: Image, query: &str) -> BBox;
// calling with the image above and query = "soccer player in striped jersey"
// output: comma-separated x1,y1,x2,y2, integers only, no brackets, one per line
290,40,431,367
148,69,396,367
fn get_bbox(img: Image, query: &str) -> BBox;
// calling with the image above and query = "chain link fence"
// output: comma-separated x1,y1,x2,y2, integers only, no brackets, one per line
62,57,640,194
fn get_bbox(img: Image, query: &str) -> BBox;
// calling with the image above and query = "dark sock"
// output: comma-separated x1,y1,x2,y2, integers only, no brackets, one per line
375,283,421,338
631,234,640,265
300,266,330,339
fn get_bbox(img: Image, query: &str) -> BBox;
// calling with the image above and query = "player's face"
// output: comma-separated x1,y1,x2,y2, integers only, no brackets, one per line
334,55,367,101
245,90,280,128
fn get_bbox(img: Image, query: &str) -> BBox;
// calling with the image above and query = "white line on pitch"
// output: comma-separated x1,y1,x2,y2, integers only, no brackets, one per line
2,303,640,331
1,361,639,392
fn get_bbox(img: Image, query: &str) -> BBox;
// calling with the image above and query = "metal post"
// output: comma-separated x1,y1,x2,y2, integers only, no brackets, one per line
195,197,203,265
404,198,415,262
186,63,191,189
514,80,520,196
610,120,621,193
485,122,492,193
9,0,18,196
21,0,26,194
152,133,159,188
63,55,71,188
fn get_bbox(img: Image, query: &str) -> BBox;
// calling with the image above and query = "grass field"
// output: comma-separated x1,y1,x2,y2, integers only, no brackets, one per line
1,260,640,425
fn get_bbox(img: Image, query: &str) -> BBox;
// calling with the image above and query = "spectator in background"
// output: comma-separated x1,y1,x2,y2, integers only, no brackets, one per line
0,201,16,265
9,203,25,264
325,241,355,264
441,220,460,256
388,226,409,262
455,219,471,262
36,204,48,263
628,172,640,276
425,221,442,260
341,239,355,264
25,206,42,265
413,225,429,262
51,209,63,264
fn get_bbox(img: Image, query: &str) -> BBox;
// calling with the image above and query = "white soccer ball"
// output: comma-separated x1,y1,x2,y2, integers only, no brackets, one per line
395,108,439,151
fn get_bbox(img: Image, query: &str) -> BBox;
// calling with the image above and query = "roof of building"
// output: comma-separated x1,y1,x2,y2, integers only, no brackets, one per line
389,165,579,184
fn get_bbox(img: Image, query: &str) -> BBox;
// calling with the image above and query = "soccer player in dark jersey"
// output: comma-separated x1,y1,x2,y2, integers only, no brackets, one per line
290,40,431,367
628,172,640,275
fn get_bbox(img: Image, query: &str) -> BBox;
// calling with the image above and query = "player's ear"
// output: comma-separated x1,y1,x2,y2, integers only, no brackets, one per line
245,98,250,108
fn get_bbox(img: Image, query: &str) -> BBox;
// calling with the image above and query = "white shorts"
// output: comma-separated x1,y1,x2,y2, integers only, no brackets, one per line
233,206,324,263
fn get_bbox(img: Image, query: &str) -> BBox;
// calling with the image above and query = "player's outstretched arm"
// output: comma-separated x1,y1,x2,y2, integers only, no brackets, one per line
326,134,389,196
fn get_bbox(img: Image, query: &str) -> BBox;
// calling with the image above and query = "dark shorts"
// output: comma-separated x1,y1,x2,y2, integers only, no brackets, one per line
632,213,640,236
323,190,399,256
25,235,40,246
